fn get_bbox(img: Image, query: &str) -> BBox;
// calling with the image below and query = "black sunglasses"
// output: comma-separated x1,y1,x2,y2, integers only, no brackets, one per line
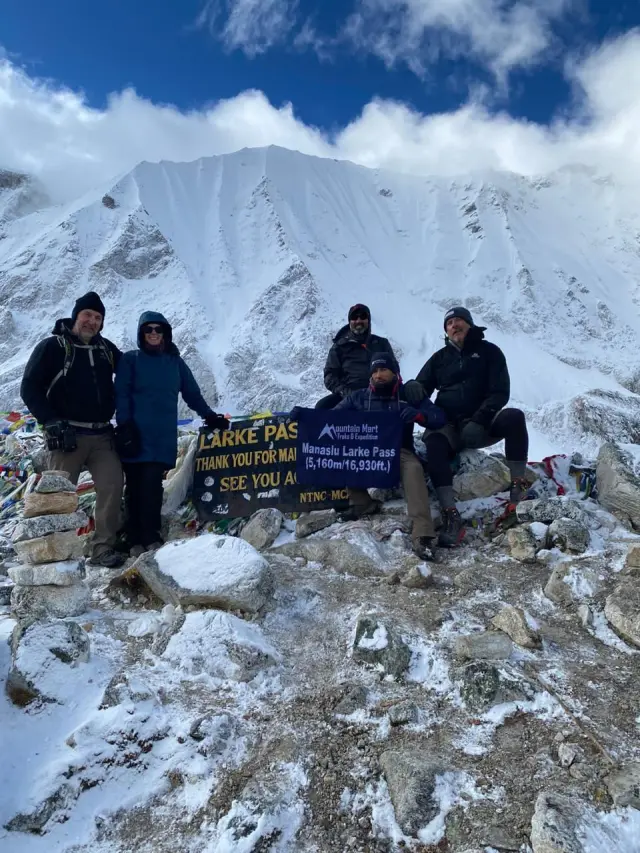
142,324,164,335
351,312,368,321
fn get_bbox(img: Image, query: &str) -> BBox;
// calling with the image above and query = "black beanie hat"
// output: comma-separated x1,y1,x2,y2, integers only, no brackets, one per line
348,303,371,321
443,306,474,330
71,292,106,326
370,351,399,375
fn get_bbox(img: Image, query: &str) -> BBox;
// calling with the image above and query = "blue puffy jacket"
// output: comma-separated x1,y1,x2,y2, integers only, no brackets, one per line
335,382,446,450
114,311,214,467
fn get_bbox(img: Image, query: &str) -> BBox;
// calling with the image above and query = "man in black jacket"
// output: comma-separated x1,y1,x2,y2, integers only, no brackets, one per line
21,291,126,568
316,304,396,409
404,306,529,547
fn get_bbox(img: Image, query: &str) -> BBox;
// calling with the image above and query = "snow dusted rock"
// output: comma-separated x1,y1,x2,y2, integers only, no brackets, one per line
454,631,513,661
5,783,75,834
34,471,75,493
379,750,440,835
548,518,589,554
557,743,582,768
528,522,550,549
388,701,419,726
452,450,511,501
8,560,82,587
458,662,532,712
136,534,272,613
401,563,433,589
12,511,88,543
516,497,587,526
295,509,336,538
596,442,640,529
23,491,78,518
352,616,411,678
240,508,283,551
6,620,90,706
370,514,412,538
544,566,573,607
11,581,90,621
625,543,640,570
13,530,84,565
491,605,541,649
577,604,592,628
605,762,640,809
275,524,400,577
188,713,238,757
530,791,584,853
604,579,640,647
506,527,537,563
334,684,368,715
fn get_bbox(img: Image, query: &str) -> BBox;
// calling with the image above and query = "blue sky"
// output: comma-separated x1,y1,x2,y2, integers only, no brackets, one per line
1,1,640,201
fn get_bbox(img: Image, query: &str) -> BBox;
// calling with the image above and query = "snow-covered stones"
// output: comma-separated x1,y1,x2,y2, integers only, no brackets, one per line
548,518,589,554
596,441,640,529
605,763,640,809
452,450,511,501
8,560,82,587
240,508,283,551
530,791,584,853
604,579,640,647
352,615,411,678
135,534,272,613
11,582,90,621
295,509,336,538
6,620,90,706
13,530,83,565
23,490,78,518
506,526,537,562
454,632,513,661
379,750,441,835
491,605,541,649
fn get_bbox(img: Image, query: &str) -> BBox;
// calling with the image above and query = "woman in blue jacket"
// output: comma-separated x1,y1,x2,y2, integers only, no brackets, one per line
115,311,228,556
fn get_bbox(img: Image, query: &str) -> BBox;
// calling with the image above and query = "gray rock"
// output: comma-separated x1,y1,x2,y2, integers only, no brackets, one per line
240,508,283,550
8,560,83,587
135,534,271,613
557,743,582,768
6,620,90,706
457,662,532,712
5,783,75,833
0,581,14,605
12,511,89,543
13,530,84,565
530,791,584,853
35,471,76,493
516,497,587,526
506,527,538,562
11,582,90,621
605,762,640,809
596,442,640,529
401,564,433,589
454,631,513,661
577,604,592,628
295,509,337,538
388,701,419,726
352,616,411,678
625,543,640,569
544,566,573,607
453,450,511,501
548,518,590,554
481,827,523,851
334,684,369,715
23,491,78,518
491,605,541,649
604,579,640,647
379,750,441,836
370,514,412,538
188,713,237,757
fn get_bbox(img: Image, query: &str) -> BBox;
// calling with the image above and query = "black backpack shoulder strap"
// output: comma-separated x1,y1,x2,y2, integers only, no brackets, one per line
46,336,74,398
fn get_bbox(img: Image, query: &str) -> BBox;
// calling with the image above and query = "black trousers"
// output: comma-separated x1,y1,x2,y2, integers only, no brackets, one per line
315,392,343,410
123,462,166,548
424,408,529,488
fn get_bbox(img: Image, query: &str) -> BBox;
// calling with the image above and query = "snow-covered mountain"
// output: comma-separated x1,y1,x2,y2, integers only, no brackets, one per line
1,146,640,456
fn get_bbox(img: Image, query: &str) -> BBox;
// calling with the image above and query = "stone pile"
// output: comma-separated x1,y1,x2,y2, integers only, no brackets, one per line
8,470,90,621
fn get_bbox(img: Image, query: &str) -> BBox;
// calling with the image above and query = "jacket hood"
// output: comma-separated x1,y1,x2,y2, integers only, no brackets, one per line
333,323,372,344
137,311,178,353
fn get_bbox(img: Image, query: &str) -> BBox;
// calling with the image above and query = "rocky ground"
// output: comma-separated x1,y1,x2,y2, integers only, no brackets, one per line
1,448,640,853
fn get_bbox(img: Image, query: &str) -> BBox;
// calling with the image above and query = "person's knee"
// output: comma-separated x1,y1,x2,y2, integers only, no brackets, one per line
497,407,527,433
424,432,451,460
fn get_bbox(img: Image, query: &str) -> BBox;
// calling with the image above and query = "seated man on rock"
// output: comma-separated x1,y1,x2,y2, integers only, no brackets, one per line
403,307,529,548
335,352,447,562
317,304,397,409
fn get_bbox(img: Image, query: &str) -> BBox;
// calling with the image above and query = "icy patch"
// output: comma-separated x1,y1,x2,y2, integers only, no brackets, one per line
577,805,640,853
127,604,177,638
358,624,388,651
406,638,452,696
590,609,638,655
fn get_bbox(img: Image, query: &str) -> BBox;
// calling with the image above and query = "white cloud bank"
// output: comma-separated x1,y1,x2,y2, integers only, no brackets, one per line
1,29,639,203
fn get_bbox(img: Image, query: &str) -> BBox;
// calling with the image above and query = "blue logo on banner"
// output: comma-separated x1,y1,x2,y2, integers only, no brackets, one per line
295,408,403,488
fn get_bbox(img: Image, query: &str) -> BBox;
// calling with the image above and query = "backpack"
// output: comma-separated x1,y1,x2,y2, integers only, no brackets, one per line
46,334,115,398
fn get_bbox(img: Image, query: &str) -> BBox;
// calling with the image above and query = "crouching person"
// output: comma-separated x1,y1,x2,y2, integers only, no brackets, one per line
335,353,446,561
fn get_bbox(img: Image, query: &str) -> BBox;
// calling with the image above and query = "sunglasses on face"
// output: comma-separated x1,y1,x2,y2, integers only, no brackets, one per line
142,324,164,335
351,313,368,321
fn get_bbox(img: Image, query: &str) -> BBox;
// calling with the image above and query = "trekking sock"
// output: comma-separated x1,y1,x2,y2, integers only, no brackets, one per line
507,460,526,480
436,486,456,510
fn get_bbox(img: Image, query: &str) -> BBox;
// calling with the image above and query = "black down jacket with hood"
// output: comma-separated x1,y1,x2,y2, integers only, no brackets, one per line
323,325,396,396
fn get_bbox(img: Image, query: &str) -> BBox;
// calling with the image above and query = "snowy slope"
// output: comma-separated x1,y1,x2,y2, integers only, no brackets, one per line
1,147,640,456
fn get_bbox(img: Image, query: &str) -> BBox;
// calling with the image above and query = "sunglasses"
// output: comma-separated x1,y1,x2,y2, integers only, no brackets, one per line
351,313,368,321
142,324,164,335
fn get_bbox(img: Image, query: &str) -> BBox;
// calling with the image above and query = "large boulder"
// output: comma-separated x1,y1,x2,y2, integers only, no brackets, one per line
13,530,84,565
8,560,83,587
491,605,541,649
295,509,337,538
379,750,441,836
135,534,271,613
452,450,511,501
547,518,590,554
516,497,587,526
506,527,537,563
596,442,640,529
12,511,88,543
604,579,640,647
530,791,584,853
11,582,90,621
6,620,90,706
240,508,283,551
23,491,79,518
352,616,411,678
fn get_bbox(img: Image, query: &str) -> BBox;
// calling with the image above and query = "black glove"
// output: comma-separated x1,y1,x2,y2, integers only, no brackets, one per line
114,420,141,458
44,420,77,453
403,380,427,405
204,412,229,431
459,419,489,449
398,405,420,424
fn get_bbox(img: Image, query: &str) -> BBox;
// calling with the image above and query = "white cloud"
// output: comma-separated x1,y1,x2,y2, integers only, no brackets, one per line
197,0,299,56
1,31,640,204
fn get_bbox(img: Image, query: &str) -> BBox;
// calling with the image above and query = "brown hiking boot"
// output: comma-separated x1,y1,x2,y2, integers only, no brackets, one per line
438,507,465,548
412,536,437,562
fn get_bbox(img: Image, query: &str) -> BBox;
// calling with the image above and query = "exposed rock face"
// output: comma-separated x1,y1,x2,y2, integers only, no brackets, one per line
240,508,283,550
23,491,78,518
604,579,640,647
352,616,411,678
452,450,511,501
379,750,441,836
596,442,640,529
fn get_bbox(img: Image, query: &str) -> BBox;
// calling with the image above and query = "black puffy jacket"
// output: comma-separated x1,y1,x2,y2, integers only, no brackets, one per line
20,319,122,426
323,325,396,395
415,326,510,427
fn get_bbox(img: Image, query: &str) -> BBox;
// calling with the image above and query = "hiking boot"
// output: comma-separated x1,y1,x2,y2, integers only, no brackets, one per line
509,477,530,505
438,507,465,548
339,499,382,522
93,548,126,568
412,536,437,562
